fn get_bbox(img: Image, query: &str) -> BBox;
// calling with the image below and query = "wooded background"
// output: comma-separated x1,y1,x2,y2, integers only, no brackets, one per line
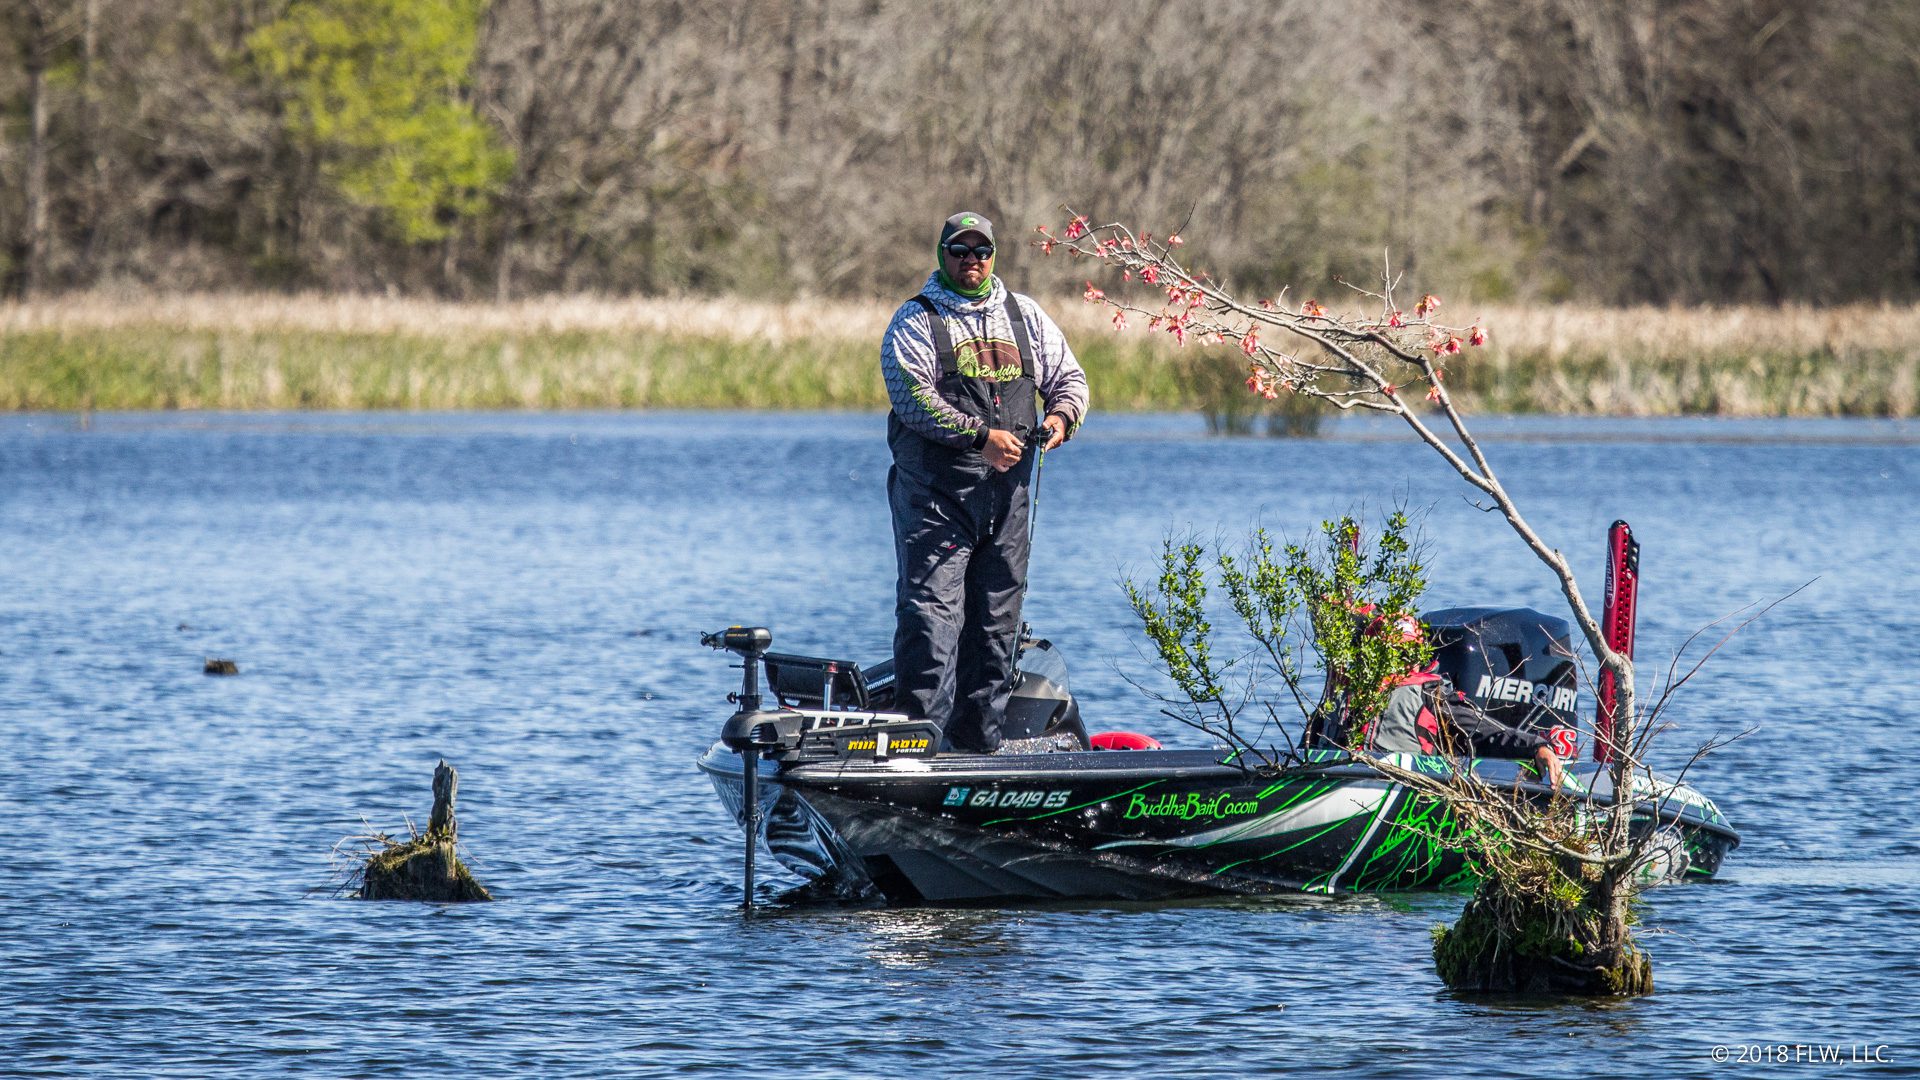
4,0,1917,305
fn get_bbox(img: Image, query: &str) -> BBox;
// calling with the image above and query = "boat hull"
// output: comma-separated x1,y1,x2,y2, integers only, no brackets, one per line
698,745,1740,903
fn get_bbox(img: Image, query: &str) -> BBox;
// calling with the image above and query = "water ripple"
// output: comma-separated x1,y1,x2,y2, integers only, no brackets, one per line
2,412,1915,1075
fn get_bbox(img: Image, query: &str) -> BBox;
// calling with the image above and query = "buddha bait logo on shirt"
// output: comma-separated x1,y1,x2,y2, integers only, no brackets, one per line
1123,791,1261,821
952,338,1023,381
1473,675,1577,713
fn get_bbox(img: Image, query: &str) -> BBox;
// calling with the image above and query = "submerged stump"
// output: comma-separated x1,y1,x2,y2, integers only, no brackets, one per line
356,759,492,903
1432,877,1650,996
361,836,491,902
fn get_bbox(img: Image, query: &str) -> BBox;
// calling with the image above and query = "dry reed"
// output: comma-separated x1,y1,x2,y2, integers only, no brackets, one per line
3,292,1915,416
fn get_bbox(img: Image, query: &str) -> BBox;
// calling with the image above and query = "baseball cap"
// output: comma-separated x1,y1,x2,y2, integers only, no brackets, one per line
939,212,995,246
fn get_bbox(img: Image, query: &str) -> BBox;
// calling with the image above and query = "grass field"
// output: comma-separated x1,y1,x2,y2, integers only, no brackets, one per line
3,292,1915,417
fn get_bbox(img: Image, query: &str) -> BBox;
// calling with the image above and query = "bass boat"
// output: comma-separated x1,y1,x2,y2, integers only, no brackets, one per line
696,525,1739,904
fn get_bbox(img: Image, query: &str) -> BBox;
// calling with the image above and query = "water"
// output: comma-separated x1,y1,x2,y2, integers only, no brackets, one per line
2,411,1916,1076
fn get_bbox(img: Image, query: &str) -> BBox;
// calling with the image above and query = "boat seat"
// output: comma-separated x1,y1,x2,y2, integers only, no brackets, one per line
762,651,872,711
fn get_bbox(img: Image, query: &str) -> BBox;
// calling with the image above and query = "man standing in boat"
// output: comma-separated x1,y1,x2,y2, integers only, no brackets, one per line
881,211,1089,754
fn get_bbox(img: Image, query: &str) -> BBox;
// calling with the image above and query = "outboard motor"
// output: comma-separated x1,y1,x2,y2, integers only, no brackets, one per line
1423,607,1580,758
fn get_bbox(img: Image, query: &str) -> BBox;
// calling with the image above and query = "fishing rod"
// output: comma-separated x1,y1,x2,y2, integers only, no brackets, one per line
1029,440,1047,552
1019,433,1050,622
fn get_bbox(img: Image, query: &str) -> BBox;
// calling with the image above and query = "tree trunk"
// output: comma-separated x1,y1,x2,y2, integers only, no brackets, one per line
441,232,462,297
634,192,657,295
777,0,799,137
81,0,108,270
1605,655,1637,863
494,202,516,302
23,5,51,297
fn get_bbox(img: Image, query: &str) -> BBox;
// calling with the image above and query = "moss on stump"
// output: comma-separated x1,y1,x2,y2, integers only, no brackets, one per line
1433,882,1652,996
353,760,491,903
361,836,491,902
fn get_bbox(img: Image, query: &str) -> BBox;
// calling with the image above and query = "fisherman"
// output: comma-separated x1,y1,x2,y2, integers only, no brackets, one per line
1367,669,1567,789
1325,611,1566,788
881,211,1089,753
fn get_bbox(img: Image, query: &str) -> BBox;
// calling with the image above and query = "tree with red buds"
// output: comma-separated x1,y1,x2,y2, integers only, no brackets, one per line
1036,206,1737,998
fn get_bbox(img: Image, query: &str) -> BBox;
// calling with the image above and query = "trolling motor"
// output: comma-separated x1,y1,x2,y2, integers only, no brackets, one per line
703,625,945,907
702,625,786,911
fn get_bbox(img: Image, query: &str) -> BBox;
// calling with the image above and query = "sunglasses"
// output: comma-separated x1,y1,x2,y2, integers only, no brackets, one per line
944,242,995,261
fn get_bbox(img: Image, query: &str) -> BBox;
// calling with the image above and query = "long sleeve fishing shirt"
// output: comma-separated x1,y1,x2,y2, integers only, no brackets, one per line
881,271,1089,452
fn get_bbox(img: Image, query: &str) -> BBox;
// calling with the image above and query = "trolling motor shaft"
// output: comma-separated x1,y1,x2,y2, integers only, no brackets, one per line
702,625,775,911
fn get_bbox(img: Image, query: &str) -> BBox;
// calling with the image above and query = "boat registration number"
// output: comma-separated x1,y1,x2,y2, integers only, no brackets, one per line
943,787,1070,810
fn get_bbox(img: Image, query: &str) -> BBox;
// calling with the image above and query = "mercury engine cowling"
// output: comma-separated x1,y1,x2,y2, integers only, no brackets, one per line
1423,607,1580,756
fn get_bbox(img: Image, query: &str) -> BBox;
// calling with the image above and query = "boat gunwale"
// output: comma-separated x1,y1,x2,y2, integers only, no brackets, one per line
695,742,1740,845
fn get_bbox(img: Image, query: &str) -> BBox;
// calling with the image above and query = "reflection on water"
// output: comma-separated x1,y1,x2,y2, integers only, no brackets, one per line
1722,858,1920,888
2,411,1916,1077
856,909,1025,969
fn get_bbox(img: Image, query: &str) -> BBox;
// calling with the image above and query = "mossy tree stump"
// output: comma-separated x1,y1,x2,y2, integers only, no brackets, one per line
1432,871,1650,996
358,760,492,902
361,836,491,902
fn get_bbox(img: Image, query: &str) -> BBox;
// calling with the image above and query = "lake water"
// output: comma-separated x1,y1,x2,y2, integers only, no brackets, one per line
3,411,1916,1076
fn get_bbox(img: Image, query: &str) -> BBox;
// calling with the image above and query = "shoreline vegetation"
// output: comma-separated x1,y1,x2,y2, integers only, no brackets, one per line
4,292,1916,418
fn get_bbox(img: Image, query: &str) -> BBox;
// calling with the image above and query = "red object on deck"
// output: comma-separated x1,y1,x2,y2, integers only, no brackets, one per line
1091,731,1162,751
1594,520,1640,763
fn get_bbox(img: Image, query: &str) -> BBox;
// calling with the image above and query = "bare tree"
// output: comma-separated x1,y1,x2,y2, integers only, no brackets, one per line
477,0,737,298
3,0,1918,300
4,0,78,296
1050,212,1701,990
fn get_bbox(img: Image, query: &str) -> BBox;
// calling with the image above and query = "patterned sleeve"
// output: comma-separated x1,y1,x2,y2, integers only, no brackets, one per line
881,302,986,449
1017,296,1090,438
